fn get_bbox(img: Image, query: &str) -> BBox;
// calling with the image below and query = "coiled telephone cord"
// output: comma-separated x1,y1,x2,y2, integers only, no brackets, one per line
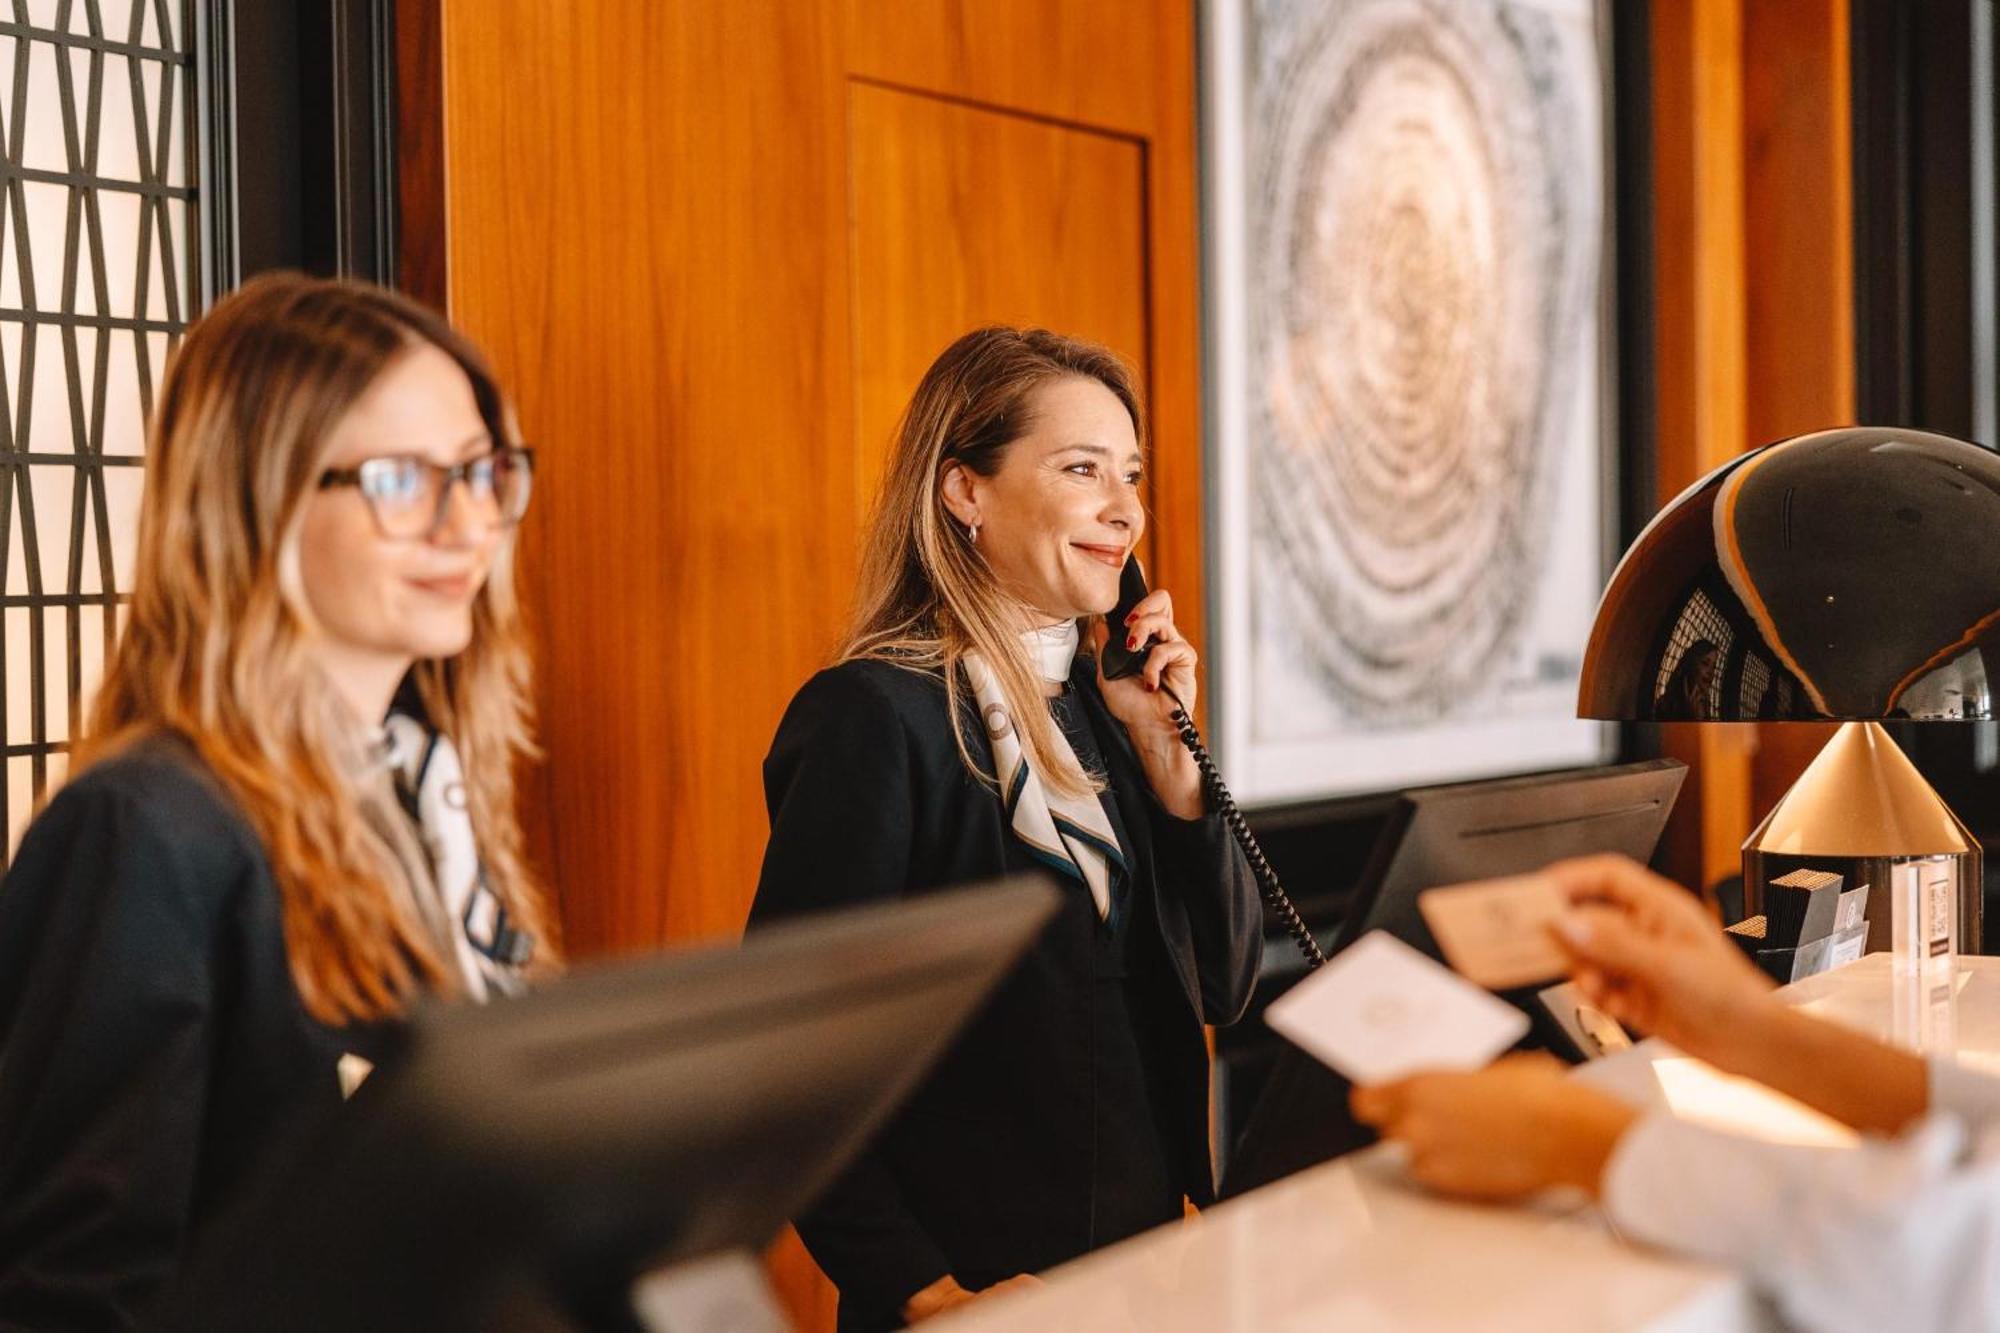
1159,685,1327,970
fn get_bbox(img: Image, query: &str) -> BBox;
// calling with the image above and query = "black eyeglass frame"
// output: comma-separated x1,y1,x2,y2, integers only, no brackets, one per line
318,445,537,540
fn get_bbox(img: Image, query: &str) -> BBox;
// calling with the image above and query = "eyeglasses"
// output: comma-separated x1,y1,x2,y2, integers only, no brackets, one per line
318,445,536,540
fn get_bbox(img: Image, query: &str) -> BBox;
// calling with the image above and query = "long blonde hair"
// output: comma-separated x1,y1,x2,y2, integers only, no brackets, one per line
75,272,557,1025
844,327,1143,800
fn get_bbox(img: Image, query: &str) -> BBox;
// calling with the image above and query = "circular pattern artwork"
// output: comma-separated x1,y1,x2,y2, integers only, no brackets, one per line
1249,0,1598,725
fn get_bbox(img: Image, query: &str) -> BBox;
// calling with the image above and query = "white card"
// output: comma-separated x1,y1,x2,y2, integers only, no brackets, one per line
337,1052,374,1100
1266,931,1530,1085
631,1250,790,1333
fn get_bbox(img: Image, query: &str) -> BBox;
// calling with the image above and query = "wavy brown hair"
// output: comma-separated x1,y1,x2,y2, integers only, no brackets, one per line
74,272,557,1024
844,326,1143,800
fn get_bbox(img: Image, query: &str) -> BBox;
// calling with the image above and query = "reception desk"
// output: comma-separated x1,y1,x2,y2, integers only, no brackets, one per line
935,955,2000,1332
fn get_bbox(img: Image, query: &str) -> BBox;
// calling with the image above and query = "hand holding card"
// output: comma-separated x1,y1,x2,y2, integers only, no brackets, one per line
1418,874,1569,990
1265,931,1529,1085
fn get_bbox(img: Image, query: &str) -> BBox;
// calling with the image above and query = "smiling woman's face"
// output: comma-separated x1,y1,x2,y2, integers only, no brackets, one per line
947,375,1145,622
295,341,502,692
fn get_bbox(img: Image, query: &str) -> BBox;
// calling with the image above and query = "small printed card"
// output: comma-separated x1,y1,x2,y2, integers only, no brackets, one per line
1265,930,1529,1085
1826,922,1868,969
1417,874,1570,990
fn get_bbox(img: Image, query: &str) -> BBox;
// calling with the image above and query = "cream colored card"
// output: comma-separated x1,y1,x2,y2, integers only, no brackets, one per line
1417,874,1570,990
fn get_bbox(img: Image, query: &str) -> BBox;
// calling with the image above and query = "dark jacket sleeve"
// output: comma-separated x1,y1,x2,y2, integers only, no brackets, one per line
0,778,231,1333
747,665,953,1313
1148,791,1263,1026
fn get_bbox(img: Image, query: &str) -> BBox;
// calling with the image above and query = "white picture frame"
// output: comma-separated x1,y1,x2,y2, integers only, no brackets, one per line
1203,0,1622,804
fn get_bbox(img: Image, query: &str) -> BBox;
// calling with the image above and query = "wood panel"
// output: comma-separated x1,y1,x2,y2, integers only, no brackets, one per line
1742,0,1853,819
846,0,1179,139
442,1,854,955
1649,0,1857,895
393,0,446,309
848,84,1149,544
439,3,1202,1325
442,0,1202,956
1650,0,1754,894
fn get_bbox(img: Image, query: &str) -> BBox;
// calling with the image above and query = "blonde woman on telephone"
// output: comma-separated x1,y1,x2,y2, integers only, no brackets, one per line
750,327,1262,1331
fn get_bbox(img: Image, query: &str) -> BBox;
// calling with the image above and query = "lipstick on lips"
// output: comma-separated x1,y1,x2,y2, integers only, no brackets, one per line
1070,542,1128,568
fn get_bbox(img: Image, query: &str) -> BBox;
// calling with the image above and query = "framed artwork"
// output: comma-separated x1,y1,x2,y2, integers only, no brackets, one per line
1204,0,1623,803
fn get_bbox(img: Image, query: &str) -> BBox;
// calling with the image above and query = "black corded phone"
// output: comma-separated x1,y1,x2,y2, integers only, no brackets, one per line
1100,558,1326,969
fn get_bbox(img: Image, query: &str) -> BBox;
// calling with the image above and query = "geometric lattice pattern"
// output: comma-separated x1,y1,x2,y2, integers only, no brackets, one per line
1737,646,1770,719
0,0,194,849
1652,585,1734,719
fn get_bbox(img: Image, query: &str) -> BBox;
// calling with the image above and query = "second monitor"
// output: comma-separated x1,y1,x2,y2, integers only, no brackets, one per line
1220,757,1687,1198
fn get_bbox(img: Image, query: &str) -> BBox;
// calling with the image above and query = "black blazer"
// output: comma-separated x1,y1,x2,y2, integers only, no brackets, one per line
0,736,389,1332
749,658,1262,1329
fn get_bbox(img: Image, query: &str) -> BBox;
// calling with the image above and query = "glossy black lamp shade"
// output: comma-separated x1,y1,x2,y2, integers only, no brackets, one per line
1579,427,2000,722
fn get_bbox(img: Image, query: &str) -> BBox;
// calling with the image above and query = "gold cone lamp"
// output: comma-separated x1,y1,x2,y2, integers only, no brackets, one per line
1744,721,1975,950
1580,427,1996,951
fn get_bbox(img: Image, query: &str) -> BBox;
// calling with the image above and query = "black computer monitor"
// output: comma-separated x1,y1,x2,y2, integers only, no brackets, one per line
1220,759,1686,1198
161,877,1059,1333
1331,757,1687,962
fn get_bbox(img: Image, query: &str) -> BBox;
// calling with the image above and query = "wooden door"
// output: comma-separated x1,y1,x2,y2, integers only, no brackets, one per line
847,83,1150,531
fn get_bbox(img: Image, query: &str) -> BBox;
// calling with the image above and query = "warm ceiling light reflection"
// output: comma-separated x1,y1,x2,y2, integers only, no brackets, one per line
1955,1050,2000,1078
1650,1057,1858,1147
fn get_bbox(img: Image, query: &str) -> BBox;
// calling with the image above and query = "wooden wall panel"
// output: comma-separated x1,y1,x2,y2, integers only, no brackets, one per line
846,0,1177,137
848,85,1149,538
442,2,854,955
443,0,1202,960
1650,0,1754,893
440,2,1202,1325
393,0,446,309
1649,0,1855,894
1743,0,1853,819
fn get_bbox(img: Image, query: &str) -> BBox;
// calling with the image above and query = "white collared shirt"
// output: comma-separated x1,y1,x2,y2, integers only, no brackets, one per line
1603,1060,2000,1332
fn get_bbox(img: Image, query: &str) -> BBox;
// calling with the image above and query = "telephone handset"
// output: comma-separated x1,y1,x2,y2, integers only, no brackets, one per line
1102,559,1326,969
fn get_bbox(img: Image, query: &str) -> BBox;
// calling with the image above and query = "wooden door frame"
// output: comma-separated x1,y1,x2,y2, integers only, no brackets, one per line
204,0,407,290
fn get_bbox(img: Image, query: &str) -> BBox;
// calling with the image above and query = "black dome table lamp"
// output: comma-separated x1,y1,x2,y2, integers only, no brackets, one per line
1579,426,1995,957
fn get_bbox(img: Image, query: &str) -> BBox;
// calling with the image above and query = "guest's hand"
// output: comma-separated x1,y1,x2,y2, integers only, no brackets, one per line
1543,854,1778,1070
1352,1053,1639,1201
1093,590,1203,818
903,1273,1041,1323
902,1274,975,1322
977,1274,1043,1303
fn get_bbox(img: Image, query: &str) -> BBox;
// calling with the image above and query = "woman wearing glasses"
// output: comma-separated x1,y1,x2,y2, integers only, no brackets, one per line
0,273,553,1330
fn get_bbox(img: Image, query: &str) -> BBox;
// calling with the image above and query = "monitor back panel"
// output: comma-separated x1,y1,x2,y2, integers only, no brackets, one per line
1222,759,1686,1200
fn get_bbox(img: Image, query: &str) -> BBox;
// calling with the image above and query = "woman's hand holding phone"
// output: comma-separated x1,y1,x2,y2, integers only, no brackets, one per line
1093,587,1203,818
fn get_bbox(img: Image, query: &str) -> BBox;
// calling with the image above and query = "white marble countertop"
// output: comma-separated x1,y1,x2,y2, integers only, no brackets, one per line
932,955,2000,1332
930,1144,1759,1332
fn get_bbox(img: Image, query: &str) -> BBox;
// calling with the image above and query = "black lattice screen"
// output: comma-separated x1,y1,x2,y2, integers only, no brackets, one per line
0,0,194,849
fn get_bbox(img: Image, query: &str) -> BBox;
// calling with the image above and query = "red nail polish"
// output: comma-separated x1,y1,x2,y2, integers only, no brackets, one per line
1127,635,1138,649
